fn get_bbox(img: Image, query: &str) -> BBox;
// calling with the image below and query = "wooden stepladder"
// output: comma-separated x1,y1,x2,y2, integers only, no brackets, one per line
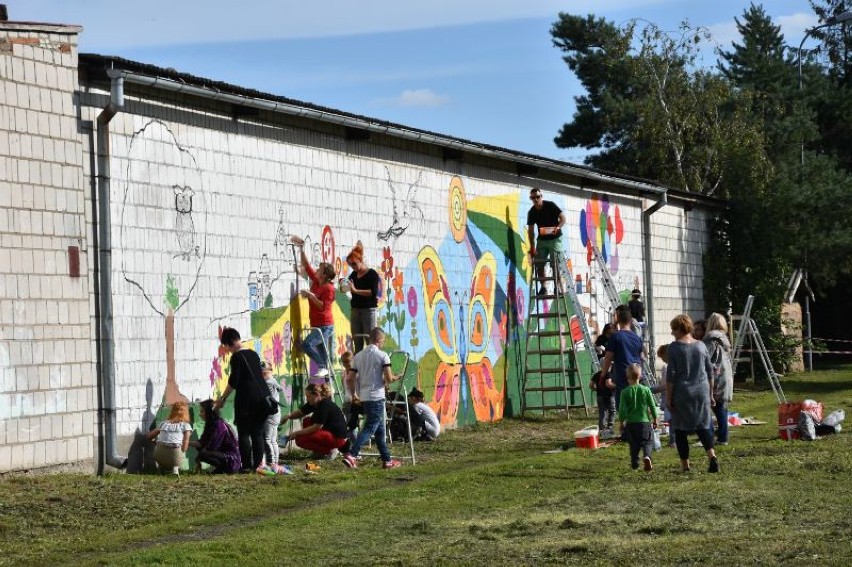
522,251,592,417
589,244,656,386
732,295,786,403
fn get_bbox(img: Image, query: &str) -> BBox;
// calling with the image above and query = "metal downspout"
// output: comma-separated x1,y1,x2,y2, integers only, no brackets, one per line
96,70,127,470
642,193,667,366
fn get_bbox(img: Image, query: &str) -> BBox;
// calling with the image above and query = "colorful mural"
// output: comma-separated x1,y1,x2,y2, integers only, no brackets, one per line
205,177,641,433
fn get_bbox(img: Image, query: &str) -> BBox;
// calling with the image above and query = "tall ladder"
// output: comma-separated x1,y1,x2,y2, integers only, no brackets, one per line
589,244,656,386
732,295,786,403
522,251,591,416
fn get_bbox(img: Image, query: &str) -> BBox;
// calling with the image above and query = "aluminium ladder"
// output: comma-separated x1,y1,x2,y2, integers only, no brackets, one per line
522,251,591,417
732,295,786,403
589,243,656,386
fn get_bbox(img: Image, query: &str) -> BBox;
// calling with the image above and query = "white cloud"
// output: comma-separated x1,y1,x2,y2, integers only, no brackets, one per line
382,89,450,108
777,12,820,43
15,0,669,49
707,21,739,49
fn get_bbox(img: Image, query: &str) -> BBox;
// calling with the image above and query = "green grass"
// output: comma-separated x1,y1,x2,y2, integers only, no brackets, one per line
2,368,852,566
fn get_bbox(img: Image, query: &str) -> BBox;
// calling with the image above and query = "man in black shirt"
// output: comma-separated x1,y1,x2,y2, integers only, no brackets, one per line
628,289,645,323
526,187,566,294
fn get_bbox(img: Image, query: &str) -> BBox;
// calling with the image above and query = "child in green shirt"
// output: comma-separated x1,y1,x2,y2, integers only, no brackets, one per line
618,363,658,471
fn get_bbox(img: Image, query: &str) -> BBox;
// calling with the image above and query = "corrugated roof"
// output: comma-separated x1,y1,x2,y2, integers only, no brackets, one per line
78,53,723,208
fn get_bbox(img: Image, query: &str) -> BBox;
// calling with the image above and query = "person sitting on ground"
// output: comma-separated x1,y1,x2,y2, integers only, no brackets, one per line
406,387,440,441
618,363,658,472
191,399,241,474
261,360,286,473
341,327,402,469
146,401,192,475
281,383,350,460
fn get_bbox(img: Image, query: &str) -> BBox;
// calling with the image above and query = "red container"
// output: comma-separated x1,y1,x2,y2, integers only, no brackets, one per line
574,426,600,449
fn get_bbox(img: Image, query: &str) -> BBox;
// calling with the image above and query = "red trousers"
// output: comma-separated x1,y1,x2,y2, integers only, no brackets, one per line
295,418,347,455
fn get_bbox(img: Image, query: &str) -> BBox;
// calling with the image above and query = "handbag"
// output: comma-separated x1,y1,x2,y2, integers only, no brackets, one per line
237,352,279,416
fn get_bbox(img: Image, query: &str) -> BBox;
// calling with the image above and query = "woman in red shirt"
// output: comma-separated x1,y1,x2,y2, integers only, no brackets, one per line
291,236,336,373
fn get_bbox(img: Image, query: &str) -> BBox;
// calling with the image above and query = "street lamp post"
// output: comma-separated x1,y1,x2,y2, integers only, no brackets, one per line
794,10,852,371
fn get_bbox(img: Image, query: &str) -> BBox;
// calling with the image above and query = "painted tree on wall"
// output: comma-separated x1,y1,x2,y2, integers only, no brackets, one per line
120,119,207,406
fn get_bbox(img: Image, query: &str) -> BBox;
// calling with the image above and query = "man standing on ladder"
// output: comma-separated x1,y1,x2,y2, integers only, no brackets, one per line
526,187,566,295
599,305,644,439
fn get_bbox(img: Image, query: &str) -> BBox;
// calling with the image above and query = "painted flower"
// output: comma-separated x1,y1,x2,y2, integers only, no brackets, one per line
381,246,394,279
272,332,284,367
498,312,508,342
209,357,222,386
407,286,418,317
392,268,405,305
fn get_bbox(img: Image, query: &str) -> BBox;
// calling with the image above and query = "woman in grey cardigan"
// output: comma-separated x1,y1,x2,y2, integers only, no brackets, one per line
704,312,734,445
665,314,720,473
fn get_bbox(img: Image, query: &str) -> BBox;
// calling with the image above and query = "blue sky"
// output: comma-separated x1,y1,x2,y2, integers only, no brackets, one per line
14,1,821,162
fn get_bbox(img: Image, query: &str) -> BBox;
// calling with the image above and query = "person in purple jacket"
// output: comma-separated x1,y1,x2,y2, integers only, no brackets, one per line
191,399,241,474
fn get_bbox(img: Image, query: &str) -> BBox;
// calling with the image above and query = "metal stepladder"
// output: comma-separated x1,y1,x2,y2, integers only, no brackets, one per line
522,251,593,417
300,326,346,407
732,295,786,403
589,244,656,387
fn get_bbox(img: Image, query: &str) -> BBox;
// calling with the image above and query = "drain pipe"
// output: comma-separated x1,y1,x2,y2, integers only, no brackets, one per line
642,193,667,367
95,69,127,470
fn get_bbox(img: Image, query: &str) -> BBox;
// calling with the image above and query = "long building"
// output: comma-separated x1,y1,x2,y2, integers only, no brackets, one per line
0,17,720,473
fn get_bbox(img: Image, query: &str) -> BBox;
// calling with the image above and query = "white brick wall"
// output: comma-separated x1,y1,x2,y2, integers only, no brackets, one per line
2,24,712,472
73,85,710,460
0,24,94,472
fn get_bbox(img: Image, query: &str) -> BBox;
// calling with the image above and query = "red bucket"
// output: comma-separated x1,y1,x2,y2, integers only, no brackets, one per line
574,426,599,449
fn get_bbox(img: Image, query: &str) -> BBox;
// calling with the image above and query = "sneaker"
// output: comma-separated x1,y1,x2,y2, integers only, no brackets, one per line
716,441,729,446
708,457,720,473
382,459,402,469
273,464,294,475
643,457,653,472
342,454,358,468
256,465,276,477
326,448,339,461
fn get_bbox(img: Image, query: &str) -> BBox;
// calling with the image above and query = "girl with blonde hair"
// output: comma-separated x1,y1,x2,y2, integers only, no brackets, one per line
146,401,192,475
703,312,734,444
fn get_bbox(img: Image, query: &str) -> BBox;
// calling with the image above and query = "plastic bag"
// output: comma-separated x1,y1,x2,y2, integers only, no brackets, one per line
823,409,846,428
798,412,817,441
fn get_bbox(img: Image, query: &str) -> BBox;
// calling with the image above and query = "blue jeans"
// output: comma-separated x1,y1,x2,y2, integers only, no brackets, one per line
302,325,334,370
712,401,729,443
349,400,390,462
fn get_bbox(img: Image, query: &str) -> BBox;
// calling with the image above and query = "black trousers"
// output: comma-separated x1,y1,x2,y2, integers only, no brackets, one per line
237,419,266,470
625,422,653,468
